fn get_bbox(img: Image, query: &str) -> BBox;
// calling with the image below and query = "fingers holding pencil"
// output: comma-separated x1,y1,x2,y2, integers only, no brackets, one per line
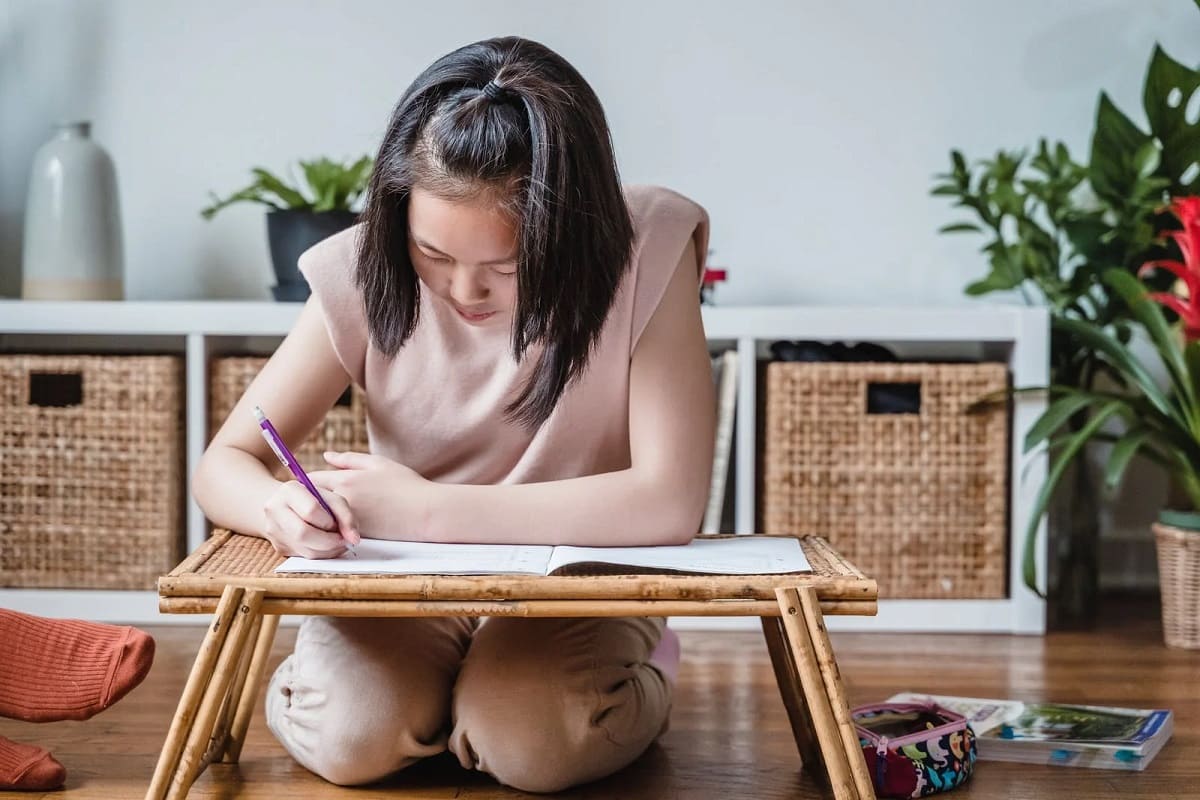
261,482,360,559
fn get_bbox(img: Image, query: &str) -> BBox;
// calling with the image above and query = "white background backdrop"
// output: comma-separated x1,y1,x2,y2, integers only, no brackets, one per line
3,0,1199,587
4,1,1199,303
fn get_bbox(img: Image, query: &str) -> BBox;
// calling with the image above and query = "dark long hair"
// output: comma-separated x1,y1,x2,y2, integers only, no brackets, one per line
356,36,634,428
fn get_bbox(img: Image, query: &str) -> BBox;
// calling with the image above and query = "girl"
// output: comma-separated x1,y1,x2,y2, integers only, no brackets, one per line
192,35,713,793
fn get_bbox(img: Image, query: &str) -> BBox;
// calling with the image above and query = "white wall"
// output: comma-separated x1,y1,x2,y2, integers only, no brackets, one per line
3,0,1199,304
2,0,1197,588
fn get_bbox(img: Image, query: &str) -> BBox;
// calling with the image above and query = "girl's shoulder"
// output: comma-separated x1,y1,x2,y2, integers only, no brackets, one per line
623,184,708,230
296,223,368,387
297,223,363,277
622,185,710,349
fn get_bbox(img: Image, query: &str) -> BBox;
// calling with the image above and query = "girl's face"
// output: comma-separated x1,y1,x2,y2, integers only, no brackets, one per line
406,186,519,326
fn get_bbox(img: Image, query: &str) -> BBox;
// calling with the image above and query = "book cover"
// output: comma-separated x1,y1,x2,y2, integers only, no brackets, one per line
702,349,738,534
887,693,1172,771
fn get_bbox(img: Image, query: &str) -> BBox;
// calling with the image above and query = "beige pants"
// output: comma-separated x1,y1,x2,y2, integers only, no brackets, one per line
265,615,670,793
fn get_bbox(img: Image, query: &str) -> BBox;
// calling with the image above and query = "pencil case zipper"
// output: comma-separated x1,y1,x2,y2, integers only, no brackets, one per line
853,701,970,789
853,702,969,750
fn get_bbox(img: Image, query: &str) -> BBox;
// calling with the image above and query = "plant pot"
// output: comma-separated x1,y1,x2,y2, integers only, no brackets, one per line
1153,512,1200,650
1046,455,1100,630
265,210,358,301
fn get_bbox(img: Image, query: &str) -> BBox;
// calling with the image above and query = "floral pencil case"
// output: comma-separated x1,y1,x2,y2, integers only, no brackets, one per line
851,701,976,798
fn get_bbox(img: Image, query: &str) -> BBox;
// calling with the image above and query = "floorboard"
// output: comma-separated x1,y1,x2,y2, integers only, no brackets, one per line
1,596,1195,799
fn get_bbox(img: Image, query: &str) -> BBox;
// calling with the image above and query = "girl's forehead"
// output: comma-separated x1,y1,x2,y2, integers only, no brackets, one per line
408,187,518,260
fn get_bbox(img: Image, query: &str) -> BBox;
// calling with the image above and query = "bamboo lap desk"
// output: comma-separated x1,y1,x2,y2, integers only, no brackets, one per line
148,530,879,800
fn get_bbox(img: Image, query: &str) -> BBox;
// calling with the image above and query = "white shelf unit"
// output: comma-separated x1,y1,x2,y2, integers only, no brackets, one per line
0,300,1049,633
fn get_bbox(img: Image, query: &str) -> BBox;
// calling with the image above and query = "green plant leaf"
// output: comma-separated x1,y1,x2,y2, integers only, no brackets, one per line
1023,392,1101,453
297,156,370,212
1187,340,1200,413
1061,213,1118,266
1104,428,1156,491
1132,140,1162,179
199,186,279,220
250,168,308,208
1089,92,1153,206
938,222,981,234
965,272,1020,296
1142,44,1200,193
344,155,373,198
1023,400,1127,597
1102,268,1197,427
1054,316,1183,429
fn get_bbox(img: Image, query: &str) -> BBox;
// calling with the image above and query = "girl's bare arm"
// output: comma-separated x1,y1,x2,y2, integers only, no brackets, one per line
191,298,355,542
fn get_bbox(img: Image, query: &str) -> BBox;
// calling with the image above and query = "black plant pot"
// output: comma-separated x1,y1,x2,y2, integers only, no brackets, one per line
265,209,358,301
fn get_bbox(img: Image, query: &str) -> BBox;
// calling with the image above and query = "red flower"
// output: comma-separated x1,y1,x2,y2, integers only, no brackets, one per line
1139,196,1200,340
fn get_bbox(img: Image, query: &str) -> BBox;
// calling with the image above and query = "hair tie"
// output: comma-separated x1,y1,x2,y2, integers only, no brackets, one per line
482,80,511,103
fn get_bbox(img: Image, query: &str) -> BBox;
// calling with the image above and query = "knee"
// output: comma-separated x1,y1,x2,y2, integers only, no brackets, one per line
295,720,396,786
454,714,583,793
265,649,451,786
264,657,402,785
450,618,670,792
453,664,652,793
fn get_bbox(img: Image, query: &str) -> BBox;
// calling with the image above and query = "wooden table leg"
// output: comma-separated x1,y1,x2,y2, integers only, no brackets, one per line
796,587,875,800
223,613,280,763
774,587,872,800
168,588,264,799
760,616,828,786
146,586,244,800
205,611,263,764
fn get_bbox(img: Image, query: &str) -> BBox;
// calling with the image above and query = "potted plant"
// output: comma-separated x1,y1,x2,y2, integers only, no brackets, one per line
932,42,1200,625
1024,197,1200,648
201,156,373,300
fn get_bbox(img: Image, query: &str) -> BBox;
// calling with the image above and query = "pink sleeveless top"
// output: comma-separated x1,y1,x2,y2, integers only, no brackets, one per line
299,184,709,485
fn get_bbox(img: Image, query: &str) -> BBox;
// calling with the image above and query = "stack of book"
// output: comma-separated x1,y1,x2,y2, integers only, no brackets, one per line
702,350,738,534
888,693,1173,771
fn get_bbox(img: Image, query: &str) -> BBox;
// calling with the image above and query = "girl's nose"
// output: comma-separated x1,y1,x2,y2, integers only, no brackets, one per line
448,266,488,305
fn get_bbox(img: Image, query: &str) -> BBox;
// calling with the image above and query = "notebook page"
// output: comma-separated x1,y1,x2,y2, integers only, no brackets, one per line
544,536,811,576
275,539,553,575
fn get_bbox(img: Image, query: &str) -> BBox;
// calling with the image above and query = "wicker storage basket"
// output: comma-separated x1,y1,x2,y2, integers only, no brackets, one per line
1154,523,1200,649
208,356,368,475
0,354,184,589
763,362,1009,599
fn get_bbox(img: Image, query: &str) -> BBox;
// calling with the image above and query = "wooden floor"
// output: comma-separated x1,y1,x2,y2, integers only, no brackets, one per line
2,597,1196,799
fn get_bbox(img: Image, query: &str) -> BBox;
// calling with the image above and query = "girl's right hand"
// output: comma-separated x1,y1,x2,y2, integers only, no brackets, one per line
261,480,359,559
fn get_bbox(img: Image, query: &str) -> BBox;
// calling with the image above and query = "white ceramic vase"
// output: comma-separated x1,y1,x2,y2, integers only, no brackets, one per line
22,121,124,300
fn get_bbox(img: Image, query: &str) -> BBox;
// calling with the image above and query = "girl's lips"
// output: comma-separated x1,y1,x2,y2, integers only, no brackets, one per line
454,305,497,323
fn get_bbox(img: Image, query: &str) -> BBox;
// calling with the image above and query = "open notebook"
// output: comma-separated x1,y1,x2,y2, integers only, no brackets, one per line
275,535,812,576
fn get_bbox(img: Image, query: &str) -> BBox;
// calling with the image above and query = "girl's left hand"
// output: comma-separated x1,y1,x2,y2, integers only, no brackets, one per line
308,451,430,540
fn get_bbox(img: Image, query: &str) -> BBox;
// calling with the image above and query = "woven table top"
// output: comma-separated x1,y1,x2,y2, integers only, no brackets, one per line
158,530,877,609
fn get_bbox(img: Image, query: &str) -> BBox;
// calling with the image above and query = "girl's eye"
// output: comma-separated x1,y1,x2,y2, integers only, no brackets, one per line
494,267,517,276
420,251,450,263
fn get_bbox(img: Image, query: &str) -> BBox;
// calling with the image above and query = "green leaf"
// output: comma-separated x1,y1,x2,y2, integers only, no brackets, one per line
951,150,967,174
1054,315,1182,430
1133,140,1161,179
966,270,1023,296
938,222,982,234
1062,213,1117,265
1089,92,1153,206
1105,429,1155,491
199,186,279,220
1023,400,1127,597
1142,45,1200,193
1102,268,1197,427
1024,392,1101,453
1187,341,1200,413
966,244,1026,296
250,168,308,208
